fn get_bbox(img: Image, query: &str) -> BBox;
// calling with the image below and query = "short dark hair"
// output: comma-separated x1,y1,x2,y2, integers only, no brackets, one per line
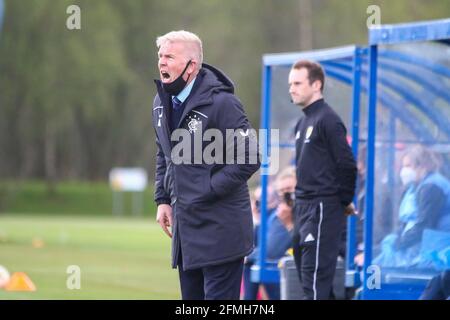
292,60,325,92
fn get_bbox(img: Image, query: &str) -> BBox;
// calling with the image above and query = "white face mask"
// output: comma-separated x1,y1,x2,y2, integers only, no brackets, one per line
400,167,417,186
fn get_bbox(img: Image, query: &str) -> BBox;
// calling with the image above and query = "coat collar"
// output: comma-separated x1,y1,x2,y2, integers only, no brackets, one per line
155,63,233,130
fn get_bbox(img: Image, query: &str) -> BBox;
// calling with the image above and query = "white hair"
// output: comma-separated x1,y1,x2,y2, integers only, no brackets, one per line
275,166,296,189
156,30,203,66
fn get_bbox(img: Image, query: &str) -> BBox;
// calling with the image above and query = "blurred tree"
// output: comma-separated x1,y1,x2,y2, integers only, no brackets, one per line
0,0,133,189
0,0,448,189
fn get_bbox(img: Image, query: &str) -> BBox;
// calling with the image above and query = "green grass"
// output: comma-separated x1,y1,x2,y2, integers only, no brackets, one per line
0,214,180,299
0,180,157,217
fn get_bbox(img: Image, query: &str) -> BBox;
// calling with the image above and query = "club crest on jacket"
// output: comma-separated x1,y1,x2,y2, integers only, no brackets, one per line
187,113,202,133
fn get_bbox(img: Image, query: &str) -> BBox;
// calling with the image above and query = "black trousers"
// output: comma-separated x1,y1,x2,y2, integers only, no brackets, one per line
292,198,346,300
177,251,244,300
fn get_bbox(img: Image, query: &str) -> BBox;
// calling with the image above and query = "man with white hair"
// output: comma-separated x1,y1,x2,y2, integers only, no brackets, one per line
152,30,260,300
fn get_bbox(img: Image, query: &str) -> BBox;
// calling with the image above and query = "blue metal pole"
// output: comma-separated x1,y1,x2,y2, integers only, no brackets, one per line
346,47,363,273
253,64,272,283
362,44,378,299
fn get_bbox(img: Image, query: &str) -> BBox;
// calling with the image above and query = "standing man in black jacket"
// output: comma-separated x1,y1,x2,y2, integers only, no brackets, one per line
153,30,260,300
289,60,357,300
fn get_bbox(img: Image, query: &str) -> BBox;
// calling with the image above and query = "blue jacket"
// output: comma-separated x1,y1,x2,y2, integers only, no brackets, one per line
425,172,450,231
246,209,293,264
375,172,450,268
396,172,450,249
152,64,260,270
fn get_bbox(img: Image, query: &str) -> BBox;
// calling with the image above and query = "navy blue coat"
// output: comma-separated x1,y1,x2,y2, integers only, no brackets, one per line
152,64,260,270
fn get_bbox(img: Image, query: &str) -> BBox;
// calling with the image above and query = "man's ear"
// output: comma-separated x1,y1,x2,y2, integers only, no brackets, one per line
187,60,197,75
312,79,322,92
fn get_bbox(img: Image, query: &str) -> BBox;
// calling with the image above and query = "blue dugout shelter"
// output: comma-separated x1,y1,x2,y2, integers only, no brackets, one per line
255,18,450,299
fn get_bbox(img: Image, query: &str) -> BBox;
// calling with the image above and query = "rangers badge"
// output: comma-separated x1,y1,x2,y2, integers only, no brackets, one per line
187,113,202,134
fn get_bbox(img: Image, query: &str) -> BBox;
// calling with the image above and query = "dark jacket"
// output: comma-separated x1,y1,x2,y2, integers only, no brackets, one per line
152,64,260,270
294,98,357,206
395,172,450,250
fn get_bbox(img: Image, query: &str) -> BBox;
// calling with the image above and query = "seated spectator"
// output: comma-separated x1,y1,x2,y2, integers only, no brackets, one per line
242,167,296,300
373,145,450,268
243,184,278,300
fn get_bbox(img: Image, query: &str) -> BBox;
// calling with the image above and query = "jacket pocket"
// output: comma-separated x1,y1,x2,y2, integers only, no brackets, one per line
176,164,212,203
197,169,219,202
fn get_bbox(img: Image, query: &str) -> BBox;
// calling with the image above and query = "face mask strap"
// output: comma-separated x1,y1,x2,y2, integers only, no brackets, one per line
182,60,192,84
181,60,192,76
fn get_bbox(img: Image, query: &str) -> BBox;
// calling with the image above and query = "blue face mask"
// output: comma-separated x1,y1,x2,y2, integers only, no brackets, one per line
162,60,191,96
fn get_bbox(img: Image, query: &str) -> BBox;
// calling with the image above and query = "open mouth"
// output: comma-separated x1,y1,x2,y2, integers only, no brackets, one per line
161,71,170,80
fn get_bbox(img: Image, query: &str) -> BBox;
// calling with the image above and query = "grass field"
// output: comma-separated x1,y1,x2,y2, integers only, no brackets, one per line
0,214,180,299
0,181,157,217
